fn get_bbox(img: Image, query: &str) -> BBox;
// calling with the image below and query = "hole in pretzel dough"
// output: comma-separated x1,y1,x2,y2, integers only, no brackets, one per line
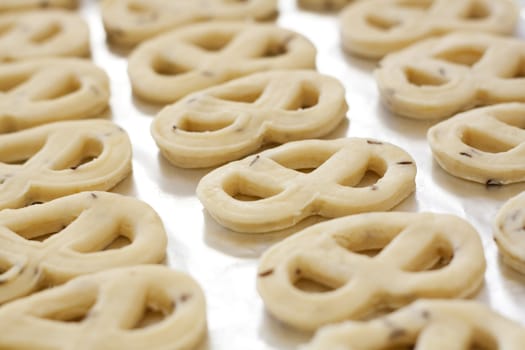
463,0,490,20
0,138,46,164
402,239,454,272
9,213,79,243
0,72,30,93
189,31,235,52
461,128,515,153
333,226,401,258
270,147,337,174
291,262,344,293
30,22,62,44
339,156,386,188
223,174,283,202
130,288,175,329
177,114,236,132
152,56,190,76
365,14,401,31
467,330,498,350
405,67,448,87
434,47,485,67
39,295,96,323
260,37,289,58
73,220,134,253
283,82,319,110
51,138,103,170
127,1,150,14
0,22,14,38
32,75,81,101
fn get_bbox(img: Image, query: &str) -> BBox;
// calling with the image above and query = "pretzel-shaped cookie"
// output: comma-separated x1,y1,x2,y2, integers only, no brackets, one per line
494,191,525,274
128,22,317,104
0,59,109,133
0,265,206,350
303,300,525,349
257,212,486,331
0,120,131,210
340,0,518,59
0,10,89,62
102,0,278,47
375,32,525,119
152,70,347,168
0,0,76,12
428,103,525,185
0,192,167,304
197,138,416,233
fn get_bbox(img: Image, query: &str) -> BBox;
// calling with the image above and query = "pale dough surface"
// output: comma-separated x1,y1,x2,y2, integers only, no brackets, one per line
428,103,525,185
0,0,76,11
0,58,109,133
151,70,347,168
128,21,316,104
0,10,89,61
0,265,206,350
494,191,525,274
303,300,525,349
376,32,525,119
257,212,486,331
102,0,277,46
197,138,416,233
340,0,518,59
0,120,132,209
0,192,167,304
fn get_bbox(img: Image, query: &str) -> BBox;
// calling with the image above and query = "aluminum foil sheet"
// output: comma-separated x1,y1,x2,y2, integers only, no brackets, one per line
76,1,525,348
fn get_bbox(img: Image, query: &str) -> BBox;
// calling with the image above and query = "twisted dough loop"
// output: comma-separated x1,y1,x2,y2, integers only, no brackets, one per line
128,22,316,103
0,59,109,133
341,0,518,59
257,212,486,331
0,192,167,304
0,0,76,11
428,103,525,185
376,32,525,119
304,300,525,349
102,0,277,46
0,265,206,350
0,10,89,62
494,191,525,274
197,138,416,233
0,120,132,209
152,70,347,168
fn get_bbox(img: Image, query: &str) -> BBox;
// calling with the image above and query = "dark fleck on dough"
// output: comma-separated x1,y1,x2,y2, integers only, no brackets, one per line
459,152,472,158
258,269,274,277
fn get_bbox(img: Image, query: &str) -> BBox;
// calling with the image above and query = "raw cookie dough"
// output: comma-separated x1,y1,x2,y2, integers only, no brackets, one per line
376,32,525,119
494,191,525,274
257,212,486,331
0,265,206,350
0,192,167,304
428,103,525,185
0,10,89,61
0,120,132,209
303,300,525,349
340,0,518,59
128,21,316,104
0,0,76,12
102,0,278,46
197,138,416,233
151,70,347,168
0,58,109,133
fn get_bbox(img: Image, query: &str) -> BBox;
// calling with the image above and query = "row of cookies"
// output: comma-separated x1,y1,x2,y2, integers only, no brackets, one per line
0,5,210,349
112,2,525,350
269,0,525,348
